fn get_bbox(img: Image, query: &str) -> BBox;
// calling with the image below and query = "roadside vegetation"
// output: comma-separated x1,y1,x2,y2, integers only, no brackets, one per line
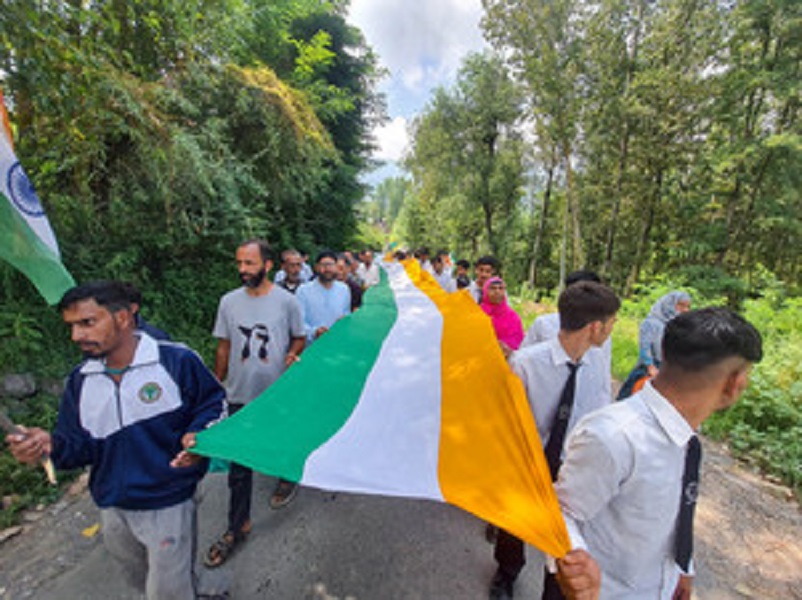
512,281,802,501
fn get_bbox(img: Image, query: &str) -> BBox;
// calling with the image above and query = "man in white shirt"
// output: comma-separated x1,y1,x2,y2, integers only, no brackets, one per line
356,250,380,288
490,281,620,600
274,248,308,293
468,255,499,303
417,246,434,274
555,308,762,600
522,271,613,406
431,252,456,292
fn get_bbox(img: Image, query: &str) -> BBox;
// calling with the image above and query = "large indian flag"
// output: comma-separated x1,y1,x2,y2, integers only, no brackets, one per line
0,90,74,305
194,259,571,558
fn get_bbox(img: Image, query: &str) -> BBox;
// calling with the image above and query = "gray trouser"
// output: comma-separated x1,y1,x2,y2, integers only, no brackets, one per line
101,497,197,600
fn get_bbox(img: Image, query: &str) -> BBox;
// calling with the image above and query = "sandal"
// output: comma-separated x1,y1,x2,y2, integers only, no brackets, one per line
269,479,298,510
204,522,251,568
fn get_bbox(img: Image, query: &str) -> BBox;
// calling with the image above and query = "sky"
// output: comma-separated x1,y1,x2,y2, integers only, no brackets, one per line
347,0,487,185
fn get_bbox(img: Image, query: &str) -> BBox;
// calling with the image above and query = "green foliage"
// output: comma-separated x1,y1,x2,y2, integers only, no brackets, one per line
0,393,78,529
0,0,385,521
609,284,802,497
403,52,524,261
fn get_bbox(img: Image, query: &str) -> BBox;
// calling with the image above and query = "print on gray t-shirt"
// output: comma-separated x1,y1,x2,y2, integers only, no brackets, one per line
213,286,305,405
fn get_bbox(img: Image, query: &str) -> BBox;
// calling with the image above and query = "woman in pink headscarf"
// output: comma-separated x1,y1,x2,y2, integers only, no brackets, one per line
480,277,524,358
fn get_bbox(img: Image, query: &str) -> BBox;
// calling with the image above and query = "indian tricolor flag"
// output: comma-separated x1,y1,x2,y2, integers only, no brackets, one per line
194,259,571,558
0,89,74,304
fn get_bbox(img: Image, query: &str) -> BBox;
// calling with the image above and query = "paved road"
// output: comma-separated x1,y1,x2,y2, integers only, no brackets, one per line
32,473,546,599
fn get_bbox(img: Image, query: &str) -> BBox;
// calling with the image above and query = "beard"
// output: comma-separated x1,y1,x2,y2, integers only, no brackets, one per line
240,268,267,288
317,271,336,284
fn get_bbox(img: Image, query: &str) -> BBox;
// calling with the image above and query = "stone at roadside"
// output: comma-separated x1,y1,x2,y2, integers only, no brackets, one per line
23,511,45,523
38,377,66,397
0,373,37,398
0,525,23,544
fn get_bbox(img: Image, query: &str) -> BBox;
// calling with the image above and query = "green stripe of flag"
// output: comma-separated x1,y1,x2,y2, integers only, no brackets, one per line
0,191,74,305
194,270,399,481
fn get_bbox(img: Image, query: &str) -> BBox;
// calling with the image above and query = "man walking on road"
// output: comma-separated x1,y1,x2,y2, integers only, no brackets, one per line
206,239,306,568
490,281,620,600
275,248,307,294
297,250,351,344
6,280,226,600
555,308,762,600
469,256,500,303
431,251,456,293
356,249,380,289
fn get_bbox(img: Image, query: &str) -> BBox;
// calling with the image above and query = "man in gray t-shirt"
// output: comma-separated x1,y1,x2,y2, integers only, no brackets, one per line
205,239,305,570
213,285,304,404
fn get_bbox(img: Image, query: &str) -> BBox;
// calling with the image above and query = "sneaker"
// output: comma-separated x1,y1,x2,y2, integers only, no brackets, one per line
489,570,514,599
269,479,298,509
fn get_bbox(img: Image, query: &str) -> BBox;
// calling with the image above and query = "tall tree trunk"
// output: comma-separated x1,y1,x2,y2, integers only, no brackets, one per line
482,199,496,256
625,170,662,295
528,161,555,290
559,186,569,294
603,133,629,280
564,146,584,269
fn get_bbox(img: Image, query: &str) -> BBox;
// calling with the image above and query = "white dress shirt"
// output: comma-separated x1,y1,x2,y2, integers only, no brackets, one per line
521,312,613,405
468,280,481,303
509,337,609,448
432,269,456,292
555,382,696,599
356,262,380,288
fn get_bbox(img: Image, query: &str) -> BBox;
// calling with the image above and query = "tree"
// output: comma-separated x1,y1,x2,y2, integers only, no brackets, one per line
404,52,524,260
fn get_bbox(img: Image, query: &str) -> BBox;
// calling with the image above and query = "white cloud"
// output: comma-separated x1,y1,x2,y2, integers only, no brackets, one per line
373,116,410,162
349,0,486,96
348,0,486,167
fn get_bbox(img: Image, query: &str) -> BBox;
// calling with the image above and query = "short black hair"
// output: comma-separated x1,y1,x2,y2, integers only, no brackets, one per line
662,308,762,371
58,281,133,313
316,250,338,264
122,282,143,305
456,259,470,270
565,270,601,287
239,239,273,263
558,281,620,331
475,256,499,272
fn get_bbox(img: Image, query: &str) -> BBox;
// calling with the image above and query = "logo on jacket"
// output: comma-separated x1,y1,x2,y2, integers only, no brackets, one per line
138,382,163,404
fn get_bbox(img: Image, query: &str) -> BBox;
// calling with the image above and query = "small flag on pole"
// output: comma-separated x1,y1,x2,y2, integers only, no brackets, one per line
0,90,74,304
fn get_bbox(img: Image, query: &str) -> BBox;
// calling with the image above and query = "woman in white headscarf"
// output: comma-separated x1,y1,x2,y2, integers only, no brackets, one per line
617,291,692,400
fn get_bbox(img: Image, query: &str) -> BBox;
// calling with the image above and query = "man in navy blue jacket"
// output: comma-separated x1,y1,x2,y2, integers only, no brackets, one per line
6,280,226,600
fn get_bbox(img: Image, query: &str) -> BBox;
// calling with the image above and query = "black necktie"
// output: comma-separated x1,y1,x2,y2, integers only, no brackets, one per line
675,435,701,572
544,362,580,481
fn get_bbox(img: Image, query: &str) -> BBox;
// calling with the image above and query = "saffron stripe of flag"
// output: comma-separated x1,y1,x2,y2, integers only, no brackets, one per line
193,259,571,558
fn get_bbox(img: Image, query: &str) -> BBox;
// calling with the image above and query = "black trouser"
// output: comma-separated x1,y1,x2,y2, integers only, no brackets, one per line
227,404,252,533
494,529,565,600
494,528,526,580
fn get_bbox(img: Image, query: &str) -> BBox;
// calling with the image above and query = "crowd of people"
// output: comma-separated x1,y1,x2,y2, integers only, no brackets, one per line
4,239,763,600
